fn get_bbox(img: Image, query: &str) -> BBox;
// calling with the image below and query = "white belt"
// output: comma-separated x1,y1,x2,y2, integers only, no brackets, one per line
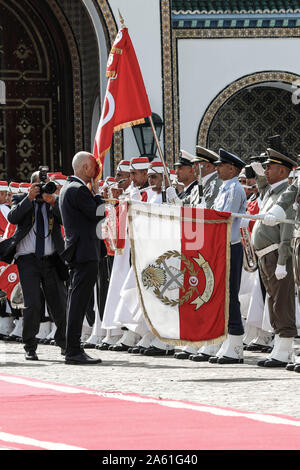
294,229,300,238
255,243,279,259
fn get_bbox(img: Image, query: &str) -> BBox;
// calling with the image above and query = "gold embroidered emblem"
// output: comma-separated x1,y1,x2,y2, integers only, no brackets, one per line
141,250,214,310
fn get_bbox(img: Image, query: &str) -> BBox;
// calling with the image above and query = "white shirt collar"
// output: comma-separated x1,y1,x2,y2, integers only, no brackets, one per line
72,175,87,186
202,171,217,185
184,179,197,190
270,178,288,190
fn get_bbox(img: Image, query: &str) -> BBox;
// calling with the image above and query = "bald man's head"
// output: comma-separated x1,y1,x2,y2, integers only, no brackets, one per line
72,152,94,171
72,151,98,183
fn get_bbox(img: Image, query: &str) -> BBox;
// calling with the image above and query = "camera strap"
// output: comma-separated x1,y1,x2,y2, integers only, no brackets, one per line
32,210,54,239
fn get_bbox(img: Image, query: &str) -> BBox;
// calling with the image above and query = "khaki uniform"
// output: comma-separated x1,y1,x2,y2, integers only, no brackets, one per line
251,180,296,337
275,177,300,299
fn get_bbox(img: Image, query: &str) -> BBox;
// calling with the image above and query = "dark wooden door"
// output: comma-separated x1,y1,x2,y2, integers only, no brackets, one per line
0,0,74,182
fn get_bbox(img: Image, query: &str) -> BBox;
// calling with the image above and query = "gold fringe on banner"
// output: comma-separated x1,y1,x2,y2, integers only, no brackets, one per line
106,71,117,78
110,47,123,54
113,118,145,132
128,207,233,348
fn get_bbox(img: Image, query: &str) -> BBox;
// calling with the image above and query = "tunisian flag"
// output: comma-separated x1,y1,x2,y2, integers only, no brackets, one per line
128,201,232,346
93,27,152,180
0,262,21,302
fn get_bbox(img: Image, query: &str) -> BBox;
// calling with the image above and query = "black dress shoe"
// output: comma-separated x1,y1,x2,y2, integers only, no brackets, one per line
174,351,191,359
246,343,264,352
261,346,273,353
82,343,96,349
294,364,300,373
2,335,19,342
143,346,174,356
65,352,102,365
25,351,38,361
286,362,296,371
97,343,109,350
111,343,130,352
190,353,211,362
130,346,145,354
257,358,287,368
208,356,219,363
217,356,244,364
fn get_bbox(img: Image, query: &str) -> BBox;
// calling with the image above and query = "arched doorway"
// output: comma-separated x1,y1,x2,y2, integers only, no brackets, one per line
0,0,77,181
198,72,300,161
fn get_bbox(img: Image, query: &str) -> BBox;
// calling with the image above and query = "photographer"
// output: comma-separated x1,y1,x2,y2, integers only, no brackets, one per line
0,168,67,360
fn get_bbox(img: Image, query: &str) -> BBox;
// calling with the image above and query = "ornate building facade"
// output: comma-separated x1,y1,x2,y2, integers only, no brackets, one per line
1,0,300,181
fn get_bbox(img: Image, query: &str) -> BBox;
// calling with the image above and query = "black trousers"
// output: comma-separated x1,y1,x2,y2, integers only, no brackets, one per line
228,243,244,336
66,260,99,356
16,254,67,352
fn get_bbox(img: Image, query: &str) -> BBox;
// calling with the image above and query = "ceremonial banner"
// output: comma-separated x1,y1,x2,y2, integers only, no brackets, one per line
128,201,232,346
93,26,152,179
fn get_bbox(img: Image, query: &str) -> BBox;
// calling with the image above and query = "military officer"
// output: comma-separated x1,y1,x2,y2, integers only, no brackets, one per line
207,148,247,365
185,145,222,208
166,150,198,204
251,147,297,368
173,146,222,360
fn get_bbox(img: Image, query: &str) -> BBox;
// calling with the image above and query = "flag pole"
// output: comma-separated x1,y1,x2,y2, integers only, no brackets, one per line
117,12,170,188
118,9,126,27
148,115,171,188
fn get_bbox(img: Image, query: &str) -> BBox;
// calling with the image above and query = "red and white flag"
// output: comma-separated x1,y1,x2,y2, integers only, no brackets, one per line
93,26,152,180
0,262,21,302
128,202,232,346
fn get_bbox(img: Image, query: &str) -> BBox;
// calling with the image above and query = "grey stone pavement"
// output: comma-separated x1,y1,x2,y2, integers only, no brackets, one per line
1,339,300,419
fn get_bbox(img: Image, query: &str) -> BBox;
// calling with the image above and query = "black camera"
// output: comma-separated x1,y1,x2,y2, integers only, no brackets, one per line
37,166,57,196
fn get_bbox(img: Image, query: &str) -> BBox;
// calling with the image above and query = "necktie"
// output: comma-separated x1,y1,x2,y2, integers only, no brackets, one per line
35,201,45,259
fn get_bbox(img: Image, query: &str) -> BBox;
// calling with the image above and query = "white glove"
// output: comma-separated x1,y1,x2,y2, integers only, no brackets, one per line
130,187,141,201
166,186,181,205
239,217,250,229
275,264,287,280
263,205,286,226
250,161,265,176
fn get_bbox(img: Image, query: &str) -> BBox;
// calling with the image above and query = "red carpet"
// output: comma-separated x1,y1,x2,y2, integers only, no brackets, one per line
0,373,299,450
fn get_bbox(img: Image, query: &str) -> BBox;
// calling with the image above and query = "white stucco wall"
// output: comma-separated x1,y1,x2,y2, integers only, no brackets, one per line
177,37,300,155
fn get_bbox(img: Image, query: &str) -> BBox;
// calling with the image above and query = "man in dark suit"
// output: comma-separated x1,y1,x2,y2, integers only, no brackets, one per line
59,151,105,365
0,171,67,360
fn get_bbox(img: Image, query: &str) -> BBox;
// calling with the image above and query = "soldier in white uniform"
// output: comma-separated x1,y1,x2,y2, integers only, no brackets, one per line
128,161,176,356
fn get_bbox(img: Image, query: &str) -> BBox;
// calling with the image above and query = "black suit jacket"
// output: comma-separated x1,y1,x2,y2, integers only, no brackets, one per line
58,176,105,263
0,193,65,264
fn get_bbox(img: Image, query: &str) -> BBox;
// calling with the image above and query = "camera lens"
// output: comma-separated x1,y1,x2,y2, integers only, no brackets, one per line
43,181,57,194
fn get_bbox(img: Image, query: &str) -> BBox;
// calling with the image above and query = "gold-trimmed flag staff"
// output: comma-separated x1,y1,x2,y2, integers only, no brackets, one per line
93,11,170,187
